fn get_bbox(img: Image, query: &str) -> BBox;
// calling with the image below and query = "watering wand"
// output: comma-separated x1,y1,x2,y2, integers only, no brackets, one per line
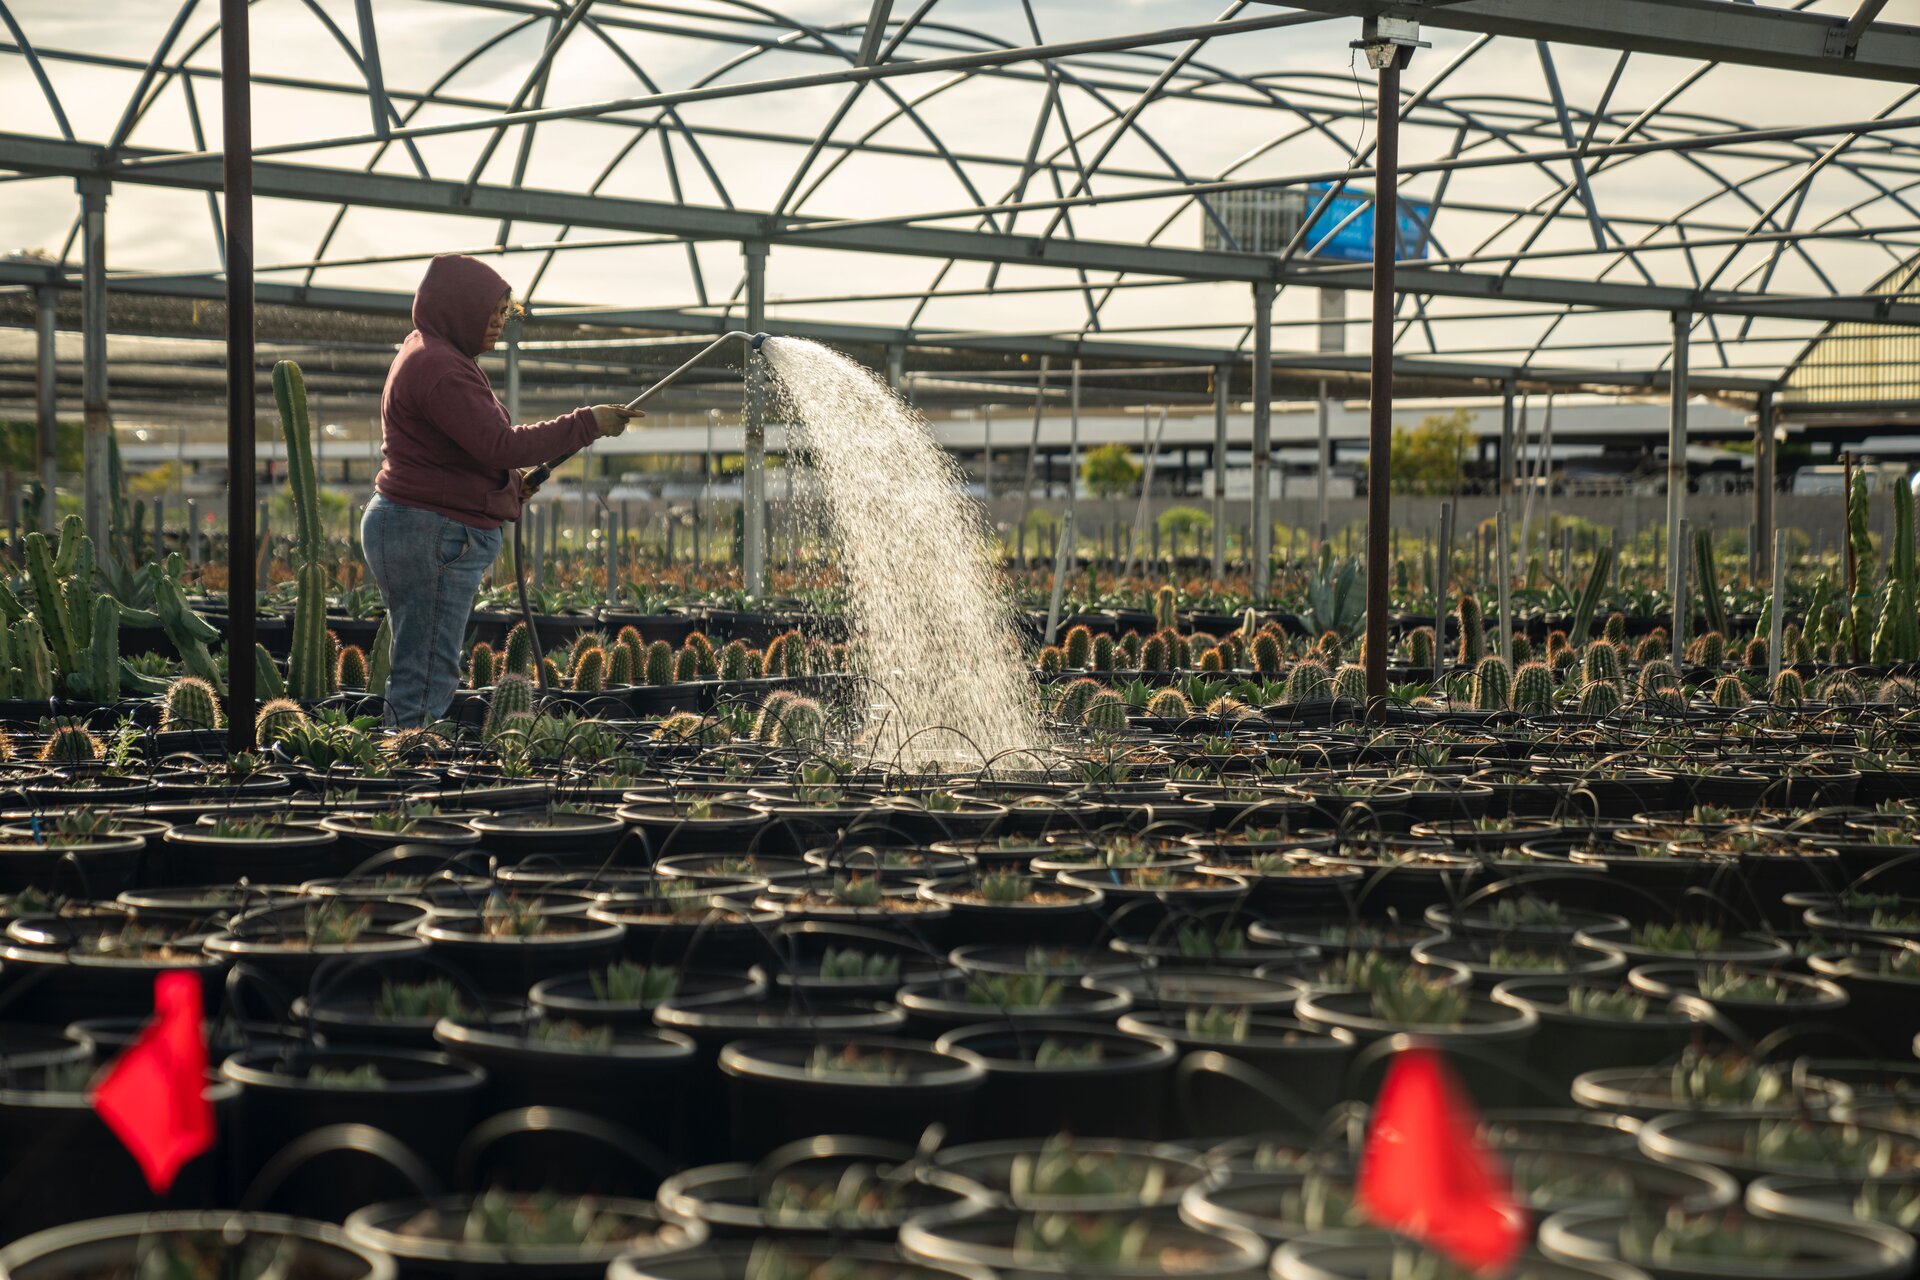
510,329,769,692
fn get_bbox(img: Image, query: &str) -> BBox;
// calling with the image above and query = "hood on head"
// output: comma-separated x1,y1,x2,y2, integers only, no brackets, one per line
412,255,510,358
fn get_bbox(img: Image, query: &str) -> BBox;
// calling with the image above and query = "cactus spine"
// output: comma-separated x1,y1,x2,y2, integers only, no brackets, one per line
1333,663,1368,704
1081,689,1129,731
1145,688,1191,719
1579,680,1623,717
468,642,497,689
1471,655,1513,710
571,646,607,692
161,676,223,730
1511,661,1554,712
503,622,534,675
1063,625,1093,669
336,644,368,689
645,640,674,686
1285,659,1331,703
720,641,751,682
1408,626,1435,670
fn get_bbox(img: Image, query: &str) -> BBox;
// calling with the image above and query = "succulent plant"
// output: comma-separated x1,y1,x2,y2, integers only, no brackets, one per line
1408,626,1435,669
1458,594,1485,665
1510,660,1554,712
527,1019,616,1051
462,1189,631,1247
1285,658,1331,703
1368,970,1469,1025
965,973,1062,1008
160,676,224,731
1184,1005,1251,1041
590,961,680,1004
307,1064,385,1089
1566,986,1650,1019
1632,920,1724,954
1470,655,1512,710
818,947,902,982
804,1044,911,1081
304,899,371,945
375,978,473,1022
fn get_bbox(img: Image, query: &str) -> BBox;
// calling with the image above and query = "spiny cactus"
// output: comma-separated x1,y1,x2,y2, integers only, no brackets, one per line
161,676,223,731
607,643,635,687
1583,640,1622,686
484,674,536,738
1154,584,1177,632
645,641,674,686
14,617,53,702
38,723,102,763
540,656,563,687
1333,663,1368,704
1472,655,1513,710
336,644,368,690
1879,677,1920,705
1744,637,1768,668
1140,634,1168,672
655,711,727,745
1081,689,1129,731
1316,630,1345,664
1511,633,1533,665
760,694,828,748
1638,660,1679,698
571,646,607,693
1169,632,1191,671
1092,634,1117,671
503,622,535,675
1054,677,1104,723
1037,647,1064,675
1407,626,1435,669
1770,669,1806,706
1580,680,1623,717
1687,631,1725,671
762,633,789,677
1063,625,1092,669
1252,631,1284,675
1693,526,1728,640
674,646,698,683
1821,671,1865,705
1199,647,1224,673
1511,661,1554,712
1634,632,1668,666
1458,594,1485,665
1604,612,1627,644
1550,645,1579,677
1218,634,1245,669
1285,658,1331,703
1146,688,1192,719
720,641,752,682
1712,676,1749,708
468,642,497,690
256,697,310,745
615,625,644,654
1118,633,1142,668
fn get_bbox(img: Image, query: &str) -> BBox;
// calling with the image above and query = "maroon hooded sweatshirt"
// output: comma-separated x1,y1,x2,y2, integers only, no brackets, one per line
375,254,599,529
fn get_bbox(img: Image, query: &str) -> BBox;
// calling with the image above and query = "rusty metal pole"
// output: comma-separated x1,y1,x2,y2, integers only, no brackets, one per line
222,0,257,750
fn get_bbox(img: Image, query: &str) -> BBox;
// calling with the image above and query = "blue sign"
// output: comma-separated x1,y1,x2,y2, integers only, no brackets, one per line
1304,182,1433,263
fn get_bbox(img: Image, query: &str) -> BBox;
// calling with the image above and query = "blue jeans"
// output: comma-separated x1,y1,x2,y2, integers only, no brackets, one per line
361,494,502,727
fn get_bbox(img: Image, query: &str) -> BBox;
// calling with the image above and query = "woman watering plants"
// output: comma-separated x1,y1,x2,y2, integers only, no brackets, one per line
362,253,640,727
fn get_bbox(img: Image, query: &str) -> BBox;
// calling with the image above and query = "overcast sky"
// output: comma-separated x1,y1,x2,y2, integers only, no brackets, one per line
6,0,1920,383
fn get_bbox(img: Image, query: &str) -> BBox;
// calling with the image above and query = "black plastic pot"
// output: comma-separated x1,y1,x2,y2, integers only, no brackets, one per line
0,834,145,899
915,877,1106,947
158,823,342,888
416,912,625,996
469,810,630,869
1492,977,1699,1092
1295,989,1542,1108
344,1194,704,1280
608,1241,994,1280
0,1212,396,1280
1274,1231,1648,1280
720,1037,986,1157
931,1020,1178,1142
1539,1207,1915,1280
896,975,1132,1035
529,965,766,1027
899,1207,1267,1278
1625,963,1849,1043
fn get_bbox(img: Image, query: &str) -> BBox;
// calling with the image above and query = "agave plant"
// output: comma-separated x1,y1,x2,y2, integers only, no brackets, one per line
762,1164,904,1225
829,877,885,908
1695,965,1793,1003
1670,1050,1788,1107
965,973,1062,1009
374,978,473,1022
1566,986,1650,1019
479,894,552,938
307,1064,385,1089
1631,921,1725,954
304,900,372,946
1369,971,1470,1025
207,817,281,840
817,947,901,982
1009,1135,1167,1203
527,1019,616,1052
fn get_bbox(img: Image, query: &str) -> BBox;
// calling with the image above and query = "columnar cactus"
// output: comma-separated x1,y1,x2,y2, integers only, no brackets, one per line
1583,640,1622,686
572,646,607,692
684,631,717,673
1252,631,1284,675
720,641,751,682
1200,647,1224,673
762,694,828,748
540,656,563,688
645,640,674,686
257,697,311,745
1458,595,1485,665
82,596,119,702
1579,680,1623,717
484,673,536,737
1316,631,1345,664
1333,663,1368,704
1604,612,1627,645
1713,676,1749,708
1408,626,1435,670
1081,689,1129,731
762,633,788,676
608,643,636,686
336,644,368,689
503,622,535,675
1550,645,1579,677
1140,634,1168,672
1036,647,1064,675
1218,634,1245,670
1285,659,1331,703
1062,625,1093,669
1472,655,1513,710
1511,661,1554,712
1744,637,1768,668
674,646,699,683
161,676,223,731
273,363,332,702
1154,584,1177,632
1119,633,1143,668
1771,669,1806,706
256,643,287,700
1170,633,1192,671
1511,634,1533,665
468,642,497,690
15,618,52,701
1092,635,1117,671
1687,631,1725,670
1146,688,1192,719
1634,632,1668,666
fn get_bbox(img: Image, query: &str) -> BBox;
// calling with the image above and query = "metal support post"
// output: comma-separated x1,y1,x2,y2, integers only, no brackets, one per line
80,180,110,551
1435,501,1452,685
742,241,769,598
1067,358,1082,527
221,0,256,750
1316,382,1332,544
1045,509,1076,646
33,286,57,533
1667,309,1690,651
1212,364,1229,581
1251,279,1276,600
1770,528,1787,685
1754,391,1776,579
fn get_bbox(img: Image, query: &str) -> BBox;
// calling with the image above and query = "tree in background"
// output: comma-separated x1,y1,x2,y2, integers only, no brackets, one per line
1389,407,1475,496
1081,442,1142,500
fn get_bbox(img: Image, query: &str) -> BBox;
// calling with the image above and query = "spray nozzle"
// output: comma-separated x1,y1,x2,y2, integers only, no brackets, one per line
750,332,770,351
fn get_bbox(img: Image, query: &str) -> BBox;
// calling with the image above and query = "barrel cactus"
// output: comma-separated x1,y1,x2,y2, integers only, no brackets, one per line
762,694,828,748
1634,632,1668,666
1140,634,1169,672
1638,660,1679,698
468,642,497,690
720,641,752,682
1063,625,1093,670
674,646,699,683
569,645,607,692
1687,631,1725,670
1579,680,1622,717
1712,676,1749,708
38,723,102,763
1770,669,1806,706
1511,661,1554,713
608,643,636,686
335,644,368,690
1081,689,1129,731
1092,635,1117,671
1550,645,1579,677
1407,626,1435,669
160,676,223,731
1583,640,1622,686
1821,671,1865,705
1472,655,1513,710
1604,612,1627,644
256,697,310,745
1252,631,1284,675
1199,647,1224,673
1333,663,1368,704
1118,633,1142,668
1146,688,1192,719
1036,647,1064,676
1054,677,1104,723
1878,677,1920,706
1744,637,1768,668
1510,633,1533,665
1285,658,1331,703
655,710,727,745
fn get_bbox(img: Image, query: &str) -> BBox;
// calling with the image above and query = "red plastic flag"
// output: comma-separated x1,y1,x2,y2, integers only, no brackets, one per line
1356,1044,1525,1273
91,971,215,1193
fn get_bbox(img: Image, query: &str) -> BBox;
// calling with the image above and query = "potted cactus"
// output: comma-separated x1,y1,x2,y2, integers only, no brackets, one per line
345,1191,704,1279
1539,1206,1915,1280
0,1212,396,1280
718,1037,986,1157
